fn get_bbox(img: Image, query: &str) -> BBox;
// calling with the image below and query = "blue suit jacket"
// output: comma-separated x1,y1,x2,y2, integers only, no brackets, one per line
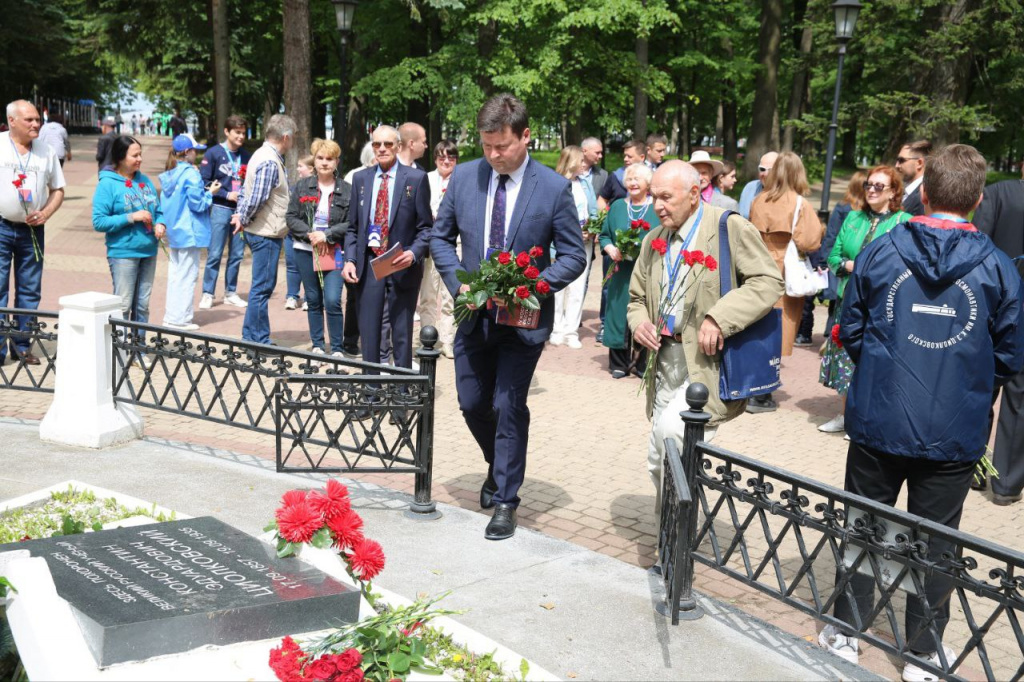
344,162,433,289
430,157,587,344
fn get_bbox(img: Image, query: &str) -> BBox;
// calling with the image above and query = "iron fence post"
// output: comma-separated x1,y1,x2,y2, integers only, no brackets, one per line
677,382,710,617
409,325,440,517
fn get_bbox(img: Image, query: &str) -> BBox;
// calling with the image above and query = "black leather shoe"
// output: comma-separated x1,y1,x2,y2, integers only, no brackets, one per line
480,478,498,510
485,503,517,540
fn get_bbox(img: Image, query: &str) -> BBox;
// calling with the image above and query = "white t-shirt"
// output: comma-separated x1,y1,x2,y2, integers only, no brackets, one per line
0,131,66,223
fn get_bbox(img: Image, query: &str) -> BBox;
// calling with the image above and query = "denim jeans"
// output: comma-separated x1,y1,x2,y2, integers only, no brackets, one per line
283,235,303,300
241,234,282,343
164,247,201,325
0,219,44,360
203,205,244,296
108,256,157,343
293,248,344,352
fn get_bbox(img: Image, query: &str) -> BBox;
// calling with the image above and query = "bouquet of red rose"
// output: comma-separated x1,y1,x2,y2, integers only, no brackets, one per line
454,246,552,328
639,239,718,394
602,218,651,286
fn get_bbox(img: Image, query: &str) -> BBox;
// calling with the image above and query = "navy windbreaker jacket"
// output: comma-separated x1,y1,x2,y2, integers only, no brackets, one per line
840,219,1024,462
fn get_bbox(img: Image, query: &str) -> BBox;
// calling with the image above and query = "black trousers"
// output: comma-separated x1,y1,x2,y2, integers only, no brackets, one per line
833,441,974,653
343,281,360,352
992,367,1024,497
798,295,816,339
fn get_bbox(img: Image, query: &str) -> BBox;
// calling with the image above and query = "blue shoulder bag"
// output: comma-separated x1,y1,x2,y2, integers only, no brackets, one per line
717,211,783,400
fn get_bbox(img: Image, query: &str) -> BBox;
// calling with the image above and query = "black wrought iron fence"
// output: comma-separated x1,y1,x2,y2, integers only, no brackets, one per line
0,308,58,393
660,384,1024,682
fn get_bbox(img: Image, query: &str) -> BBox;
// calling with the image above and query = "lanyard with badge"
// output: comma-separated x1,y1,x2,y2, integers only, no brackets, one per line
661,202,704,336
9,136,35,206
223,143,242,192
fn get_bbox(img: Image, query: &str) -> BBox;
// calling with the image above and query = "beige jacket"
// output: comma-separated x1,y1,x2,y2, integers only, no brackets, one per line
626,205,784,424
243,143,290,238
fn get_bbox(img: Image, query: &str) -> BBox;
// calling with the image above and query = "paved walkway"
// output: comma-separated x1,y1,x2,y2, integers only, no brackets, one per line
2,135,1021,680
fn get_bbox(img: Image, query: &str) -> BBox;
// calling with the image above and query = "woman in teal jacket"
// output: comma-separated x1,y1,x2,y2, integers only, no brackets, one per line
92,135,166,360
817,165,911,433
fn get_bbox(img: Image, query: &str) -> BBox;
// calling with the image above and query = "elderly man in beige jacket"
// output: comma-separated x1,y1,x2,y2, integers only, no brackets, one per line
627,160,783,510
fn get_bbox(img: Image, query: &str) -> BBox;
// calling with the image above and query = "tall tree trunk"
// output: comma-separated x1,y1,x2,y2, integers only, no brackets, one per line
741,0,783,181
840,128,857,167
915,0,976,146
282,0,312,170
782,0,811,152
679,86,691,160
210,0,231,141
720,37,738,163
477,21,497,97
634,34,649,141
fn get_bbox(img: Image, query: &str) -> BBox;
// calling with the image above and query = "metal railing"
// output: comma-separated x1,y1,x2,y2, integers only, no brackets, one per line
0,308,58,393
660,384,1024,682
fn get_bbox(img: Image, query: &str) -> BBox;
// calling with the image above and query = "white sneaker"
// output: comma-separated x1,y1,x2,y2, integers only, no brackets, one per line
818,414,845,433
164,321,200,331
302,301,308,311
284,297,297,310
902,645,956,682
844,433,851,441
566,336,583,349
309,347,324,367
414,312,421,322
199,293,213,309
411,360,420,372
224,293,247,308
818,624,859,665
548,333,565,346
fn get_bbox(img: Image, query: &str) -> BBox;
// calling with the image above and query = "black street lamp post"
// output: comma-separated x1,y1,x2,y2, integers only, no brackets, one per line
819,0,862,222
331,0,358,167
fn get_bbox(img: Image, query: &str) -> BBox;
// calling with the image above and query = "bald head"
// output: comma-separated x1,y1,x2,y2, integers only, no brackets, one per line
398,122,427,163
650,160,702,232
758,152,778,182
6,99,41,144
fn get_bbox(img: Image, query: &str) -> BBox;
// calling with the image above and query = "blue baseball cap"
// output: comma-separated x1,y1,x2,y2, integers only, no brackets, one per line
172,133,207,153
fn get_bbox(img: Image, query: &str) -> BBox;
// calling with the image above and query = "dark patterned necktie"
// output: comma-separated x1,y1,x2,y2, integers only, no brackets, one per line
373,171,390,255
489,174,510,252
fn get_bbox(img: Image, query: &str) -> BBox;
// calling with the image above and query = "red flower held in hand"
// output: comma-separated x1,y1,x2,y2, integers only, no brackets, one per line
691,250,706,265
348,538,386,580
497,251,512,265
333,649,362,672
651,238,668,255
276,500,323,544
515,251,531,268
704,255,718,271
523,266,540,280
327,508,364,550
308,479,351,521
529,245,544,258
535,280,551,295
831,324,843,349
515,285,530,299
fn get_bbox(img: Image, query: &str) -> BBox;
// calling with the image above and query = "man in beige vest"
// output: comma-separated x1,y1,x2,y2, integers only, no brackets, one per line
230,114,295,343
627,160,782,512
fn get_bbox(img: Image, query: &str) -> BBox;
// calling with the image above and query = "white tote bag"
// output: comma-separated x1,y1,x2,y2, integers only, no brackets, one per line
783,196,821,297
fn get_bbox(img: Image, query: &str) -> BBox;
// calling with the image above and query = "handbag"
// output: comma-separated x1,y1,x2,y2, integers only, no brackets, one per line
717,211,783,400
316,243,344,272
783,196,821,297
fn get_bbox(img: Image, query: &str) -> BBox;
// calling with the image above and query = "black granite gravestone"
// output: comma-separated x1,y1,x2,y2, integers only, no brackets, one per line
0,516,359,666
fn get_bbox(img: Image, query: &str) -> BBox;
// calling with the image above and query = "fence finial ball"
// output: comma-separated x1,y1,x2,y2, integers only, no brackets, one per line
419,325,439,349
685,382,709,412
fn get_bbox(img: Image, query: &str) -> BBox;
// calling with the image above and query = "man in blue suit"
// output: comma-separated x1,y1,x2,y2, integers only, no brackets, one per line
343,125,432,370
431,94,587,540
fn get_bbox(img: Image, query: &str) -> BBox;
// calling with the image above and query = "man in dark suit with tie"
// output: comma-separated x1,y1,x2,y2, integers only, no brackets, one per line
431,94,587,540
343,125,433,371
896,139,931,217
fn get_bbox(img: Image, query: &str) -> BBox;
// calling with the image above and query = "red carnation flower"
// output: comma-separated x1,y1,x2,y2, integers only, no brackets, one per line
523,266,540,280
704,255,718,271
307,655,337,681
18,173,26,180
239,165,247,180
535,280,551,295
515,252,531,268
515,285,530,299
691,250,706,265
269,637,307,682
280,489,308,508
831,324,843,349
125,179,132,188
348,538,386,581
333,649,362,672
683,250,697,267
275,500,322,544
308,480,351,521
12,179,21,188
138,183,146,190
497,251,512,265
327,508,364,550
651,238,668,255
529,246,544,258
337,670,364,682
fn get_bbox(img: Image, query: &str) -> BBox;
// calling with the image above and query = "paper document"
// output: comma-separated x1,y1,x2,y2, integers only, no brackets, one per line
370,242,407,281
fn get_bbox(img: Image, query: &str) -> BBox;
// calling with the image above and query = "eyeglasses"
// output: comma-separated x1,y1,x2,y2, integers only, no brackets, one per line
436,154,458,162
896,156,921,164
758,166,772,173
371,141,396,150
862,182,891,193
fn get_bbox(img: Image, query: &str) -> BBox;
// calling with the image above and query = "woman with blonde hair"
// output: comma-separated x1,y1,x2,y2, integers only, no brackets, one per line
549,145,591,349
747,151,823,412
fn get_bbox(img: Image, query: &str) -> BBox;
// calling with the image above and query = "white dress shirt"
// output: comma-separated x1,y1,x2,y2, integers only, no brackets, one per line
904,176,923,200
483,155,530,251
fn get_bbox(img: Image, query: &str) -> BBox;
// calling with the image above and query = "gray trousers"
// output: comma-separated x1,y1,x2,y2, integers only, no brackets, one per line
993,366,1024,497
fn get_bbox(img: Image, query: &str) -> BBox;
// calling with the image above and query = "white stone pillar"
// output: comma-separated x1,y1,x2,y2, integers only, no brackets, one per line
39,292,143,448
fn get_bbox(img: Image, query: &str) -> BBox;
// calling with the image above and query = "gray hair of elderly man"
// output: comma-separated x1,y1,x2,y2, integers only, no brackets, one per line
372,125,401,143
653,159,701,190
6,99,34,120
581,136,602,150
265,114,297,141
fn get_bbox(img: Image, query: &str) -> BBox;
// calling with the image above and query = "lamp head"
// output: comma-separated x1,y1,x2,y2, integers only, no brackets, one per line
832,0,862,42
331,0,358,33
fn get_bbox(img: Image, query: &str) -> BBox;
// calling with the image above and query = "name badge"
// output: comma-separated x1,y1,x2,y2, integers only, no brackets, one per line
18,188,34,203
231,179,241,192
368,224,382,249
661,314,676,337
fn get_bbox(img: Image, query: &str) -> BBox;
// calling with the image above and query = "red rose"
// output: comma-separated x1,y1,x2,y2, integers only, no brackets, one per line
515,285,530,299
535,280,551,295
308,479,351,521
125,179,132,188
529,246,544,258
307,655,337,680
327,508,364,550
497,251,512,265
337,670,364,682
275,500,323,544
523,266,540,280
630,219,642,230
831,324,843,349
515,252,530,268
651,238,668,255
348,538,386,581
704,255,718,271
333,649,362,672
640,220,651,231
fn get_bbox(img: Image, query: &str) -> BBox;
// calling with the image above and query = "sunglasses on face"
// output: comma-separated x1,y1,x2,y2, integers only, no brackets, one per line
863,182,891,193
436,154,458,162
758,166,772,173
371,141,396,149
896,156,921,164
